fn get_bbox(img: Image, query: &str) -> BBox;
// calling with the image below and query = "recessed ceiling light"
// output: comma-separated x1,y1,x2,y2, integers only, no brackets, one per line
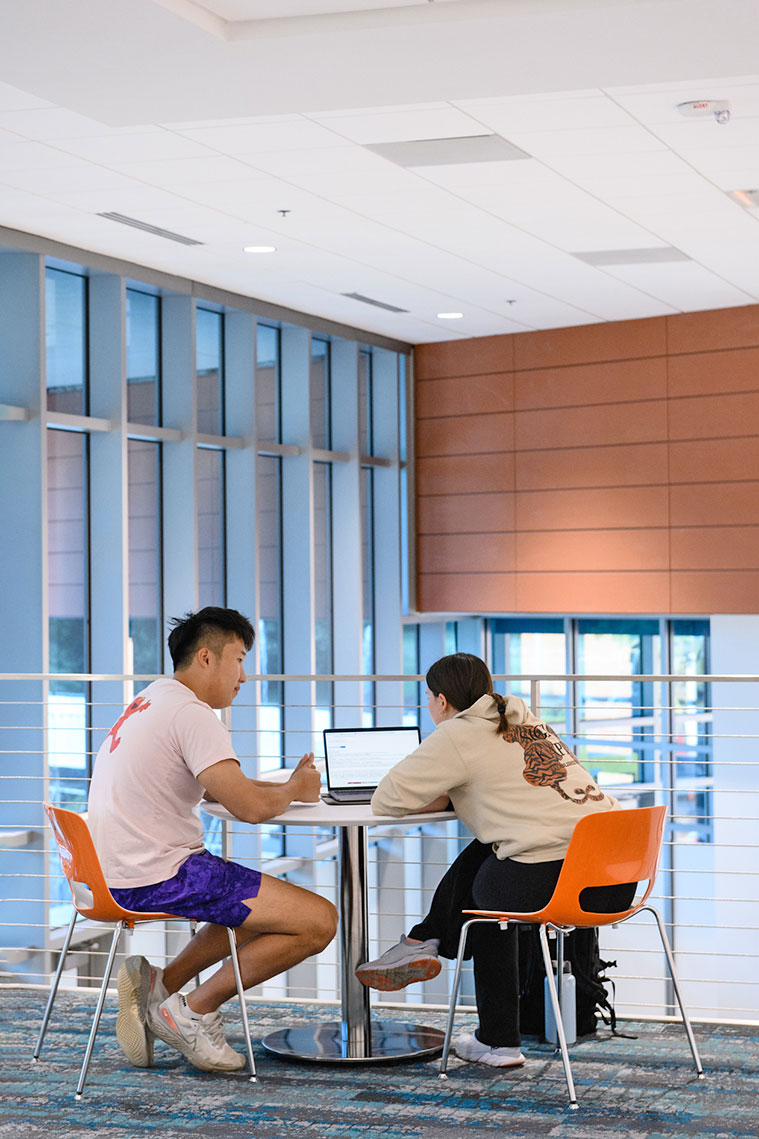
243,245,276,254
437,312,463,320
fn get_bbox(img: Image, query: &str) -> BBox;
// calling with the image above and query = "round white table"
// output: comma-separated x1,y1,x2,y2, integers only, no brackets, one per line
203,797,455,1063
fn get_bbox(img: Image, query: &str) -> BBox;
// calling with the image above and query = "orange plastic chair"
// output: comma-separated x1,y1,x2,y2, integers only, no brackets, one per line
33,804,256,1096
439,805,704,1108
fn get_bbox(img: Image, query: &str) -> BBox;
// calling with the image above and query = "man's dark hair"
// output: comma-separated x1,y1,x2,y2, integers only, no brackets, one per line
426,653,493,713
168,607,255,671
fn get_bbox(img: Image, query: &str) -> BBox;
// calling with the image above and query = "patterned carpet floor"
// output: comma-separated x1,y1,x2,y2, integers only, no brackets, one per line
2,988,756,1139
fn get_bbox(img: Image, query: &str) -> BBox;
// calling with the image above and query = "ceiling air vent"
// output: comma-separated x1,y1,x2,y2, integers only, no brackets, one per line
342,292,409,313
366,134,529,168
573,247,690,266
97,212,204,246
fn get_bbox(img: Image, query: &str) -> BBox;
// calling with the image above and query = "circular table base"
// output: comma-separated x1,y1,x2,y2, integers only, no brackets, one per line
262,1020,445,1064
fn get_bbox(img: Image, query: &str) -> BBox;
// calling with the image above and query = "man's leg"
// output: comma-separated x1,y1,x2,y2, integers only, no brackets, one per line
163,874,337,1014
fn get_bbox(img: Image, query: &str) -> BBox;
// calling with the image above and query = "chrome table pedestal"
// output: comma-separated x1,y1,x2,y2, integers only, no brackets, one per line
262,821,445,1063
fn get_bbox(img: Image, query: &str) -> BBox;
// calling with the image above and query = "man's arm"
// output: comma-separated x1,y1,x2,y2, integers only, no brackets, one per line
198,752,321,824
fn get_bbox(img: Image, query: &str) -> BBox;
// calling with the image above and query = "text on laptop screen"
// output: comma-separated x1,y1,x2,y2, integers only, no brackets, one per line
325,727,420,789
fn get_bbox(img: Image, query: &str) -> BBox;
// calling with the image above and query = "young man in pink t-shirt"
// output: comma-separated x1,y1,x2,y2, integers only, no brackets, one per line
88,606,337,1073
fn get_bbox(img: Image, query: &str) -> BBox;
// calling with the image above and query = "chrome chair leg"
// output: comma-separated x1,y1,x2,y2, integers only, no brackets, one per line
643,906,704,1078
539,925,578,1109
227,926,257,1081
439,918,499,1077
189,920,201,988
33,908,78,1061
75,923,123,1099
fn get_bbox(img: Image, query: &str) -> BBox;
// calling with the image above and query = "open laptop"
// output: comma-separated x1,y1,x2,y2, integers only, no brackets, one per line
322,725,421,803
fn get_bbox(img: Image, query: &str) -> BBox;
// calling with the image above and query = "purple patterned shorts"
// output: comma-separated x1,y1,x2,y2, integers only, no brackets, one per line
111,849,263,928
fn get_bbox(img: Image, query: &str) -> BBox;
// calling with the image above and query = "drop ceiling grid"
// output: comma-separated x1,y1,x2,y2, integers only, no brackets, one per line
0,73,759,339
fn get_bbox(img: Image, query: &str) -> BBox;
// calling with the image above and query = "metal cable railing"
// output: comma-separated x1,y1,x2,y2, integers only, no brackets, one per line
1,671,757,1024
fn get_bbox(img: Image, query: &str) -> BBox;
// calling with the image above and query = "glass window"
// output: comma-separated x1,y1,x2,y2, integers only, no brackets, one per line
128,439,162,680
257,454,283,772
359,349,372,456
310,338,330,449
256,324,280,443
126,289,160,426
491,618,568,731
313,462,333,733
403,624,420,727
197,447,225,608
671,620,711,843
47,428,89,924
576,619,661,787
361,467,374,724
45,268,86,414
196,308,223,435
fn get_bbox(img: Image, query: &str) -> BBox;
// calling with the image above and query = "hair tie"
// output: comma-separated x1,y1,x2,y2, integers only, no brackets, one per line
496,702,506,716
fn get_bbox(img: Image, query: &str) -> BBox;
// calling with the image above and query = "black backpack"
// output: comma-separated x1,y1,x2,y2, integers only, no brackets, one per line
518,924,617,1037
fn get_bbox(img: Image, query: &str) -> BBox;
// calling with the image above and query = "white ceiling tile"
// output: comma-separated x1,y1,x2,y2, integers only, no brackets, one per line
505,124,667,160
176,118,351,154
457,93,635,135
650,117,759,152
0,139,89,171
541,149,693,182
238,145,392,178
603,260,754,311
51,131,218,165
309,106,487,145
0,163,139,194
101,155,266,186
44,184,200,215
283,164,421,196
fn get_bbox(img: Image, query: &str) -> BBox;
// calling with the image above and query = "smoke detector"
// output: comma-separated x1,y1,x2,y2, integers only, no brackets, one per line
677,99,730,124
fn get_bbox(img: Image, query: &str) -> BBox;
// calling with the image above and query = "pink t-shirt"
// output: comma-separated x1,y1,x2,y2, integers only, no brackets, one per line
88,677,237,887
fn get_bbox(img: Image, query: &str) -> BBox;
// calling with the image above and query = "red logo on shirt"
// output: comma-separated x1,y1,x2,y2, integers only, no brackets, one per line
106,697,152,752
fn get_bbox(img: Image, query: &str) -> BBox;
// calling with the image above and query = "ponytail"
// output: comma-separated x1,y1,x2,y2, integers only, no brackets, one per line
493,693,508,734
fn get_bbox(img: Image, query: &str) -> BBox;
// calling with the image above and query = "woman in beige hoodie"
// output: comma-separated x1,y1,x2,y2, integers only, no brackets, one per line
356,653,635,1068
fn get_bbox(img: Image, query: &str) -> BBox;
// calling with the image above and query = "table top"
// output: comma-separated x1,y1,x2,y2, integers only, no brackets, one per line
202,797,455,828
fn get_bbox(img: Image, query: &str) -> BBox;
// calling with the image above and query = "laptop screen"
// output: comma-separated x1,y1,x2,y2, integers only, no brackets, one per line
323,726,421,791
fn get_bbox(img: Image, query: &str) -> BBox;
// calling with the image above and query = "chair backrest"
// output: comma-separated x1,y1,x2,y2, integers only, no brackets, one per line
541,804,667,927
44,803,173,925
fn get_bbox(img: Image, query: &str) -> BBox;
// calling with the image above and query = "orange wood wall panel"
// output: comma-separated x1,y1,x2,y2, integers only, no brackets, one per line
515,443,669,490
670,572,759,613
666,306,759,355
418,574,516,612
517,529,669,573
417,493,515,535
414,301,759,616
670,527,759,570
670,483,759,527
416,411,514,457
667,347,759,398
416,454,514,496
515,572,670,614
668,392,759,441
416,373,513,418
512,317,667,370
515,486,669,532
669,437,759,484
415,335,514,380
514,357,666,410
515,400,667,451
418,532,515,575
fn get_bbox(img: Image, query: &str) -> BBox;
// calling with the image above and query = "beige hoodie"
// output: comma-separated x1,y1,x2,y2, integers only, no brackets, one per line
371,694,620,863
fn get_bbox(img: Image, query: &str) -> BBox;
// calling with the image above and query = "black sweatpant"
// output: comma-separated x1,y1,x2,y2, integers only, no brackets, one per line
409,840,635,1048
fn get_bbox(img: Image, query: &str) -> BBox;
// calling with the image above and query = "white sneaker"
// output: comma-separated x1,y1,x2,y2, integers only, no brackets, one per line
454,1032,525,1068
116,955,169,1068
149,992,247,1072
355,937,441,991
